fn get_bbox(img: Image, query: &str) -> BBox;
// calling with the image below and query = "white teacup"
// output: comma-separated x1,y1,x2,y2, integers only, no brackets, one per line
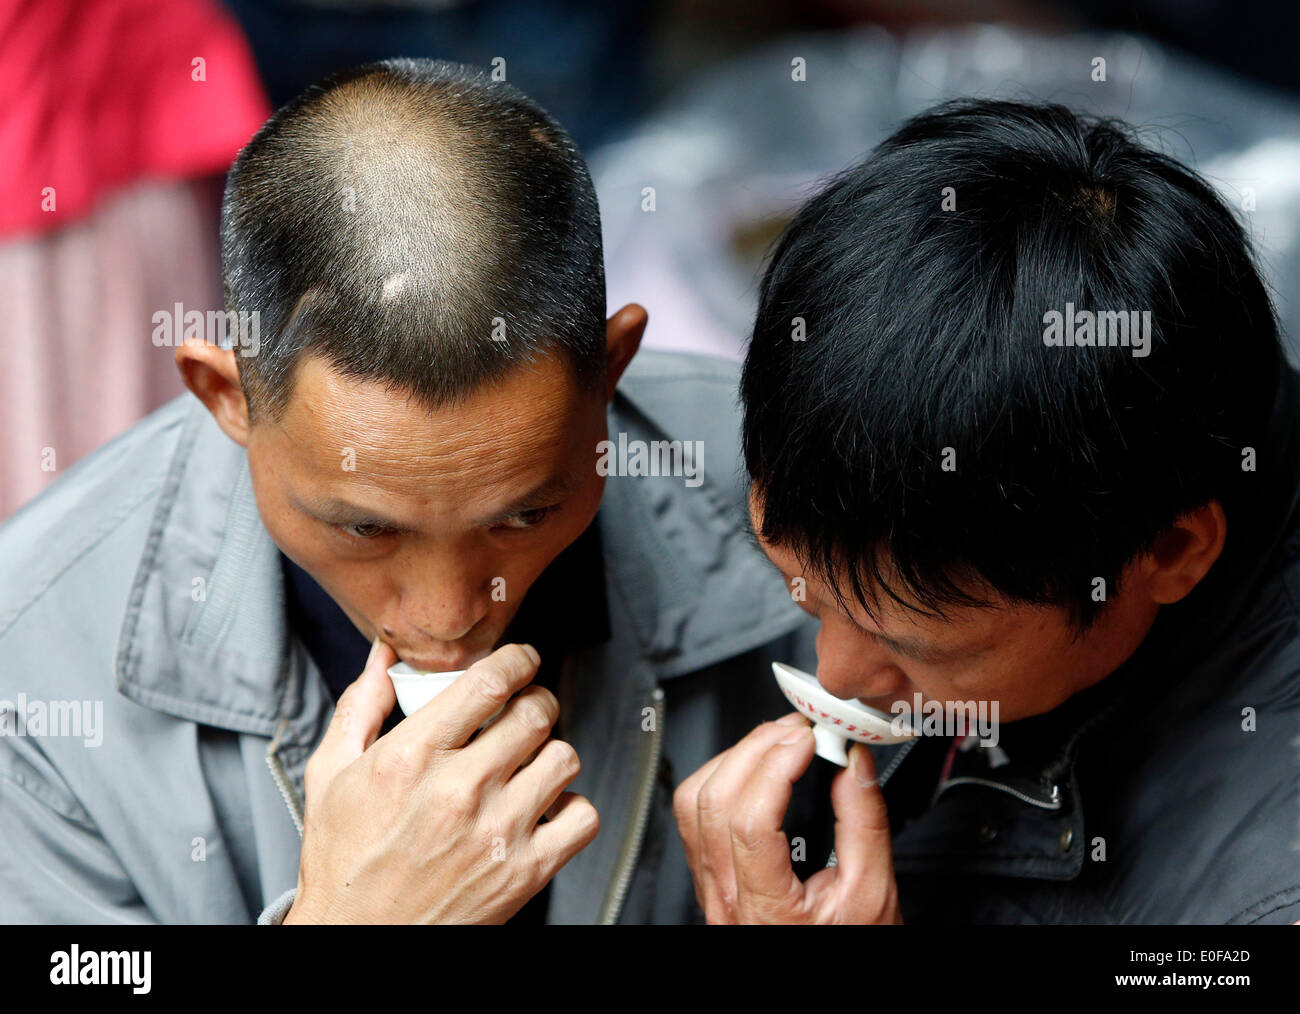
387,662,506,730
771,661,917,766
386,662,468,717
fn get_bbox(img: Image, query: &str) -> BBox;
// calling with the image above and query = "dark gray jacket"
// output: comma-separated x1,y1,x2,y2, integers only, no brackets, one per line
0,349,819,924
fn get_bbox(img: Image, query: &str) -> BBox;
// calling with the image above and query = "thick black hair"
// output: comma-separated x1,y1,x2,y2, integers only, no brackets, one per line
222,58,605,419
742,98,1281,630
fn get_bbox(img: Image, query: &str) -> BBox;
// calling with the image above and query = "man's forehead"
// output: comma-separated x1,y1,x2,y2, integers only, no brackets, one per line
274,353,584,453
254,354,598,526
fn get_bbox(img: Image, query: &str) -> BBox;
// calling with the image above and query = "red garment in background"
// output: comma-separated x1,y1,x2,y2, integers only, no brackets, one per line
0,0,270,518
0,0,270,238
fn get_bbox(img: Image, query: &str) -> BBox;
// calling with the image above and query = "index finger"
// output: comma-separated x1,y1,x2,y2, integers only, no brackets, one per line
384,642,541,760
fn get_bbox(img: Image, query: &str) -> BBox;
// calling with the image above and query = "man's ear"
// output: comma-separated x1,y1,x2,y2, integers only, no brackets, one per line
604,303,647,403
174,340,252,447
1141,501,1228,605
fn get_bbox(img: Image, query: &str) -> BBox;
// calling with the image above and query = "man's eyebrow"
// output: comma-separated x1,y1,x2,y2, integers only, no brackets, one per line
295,496,411,530
475,472,584,526
295,472,585,530
850,617,962,662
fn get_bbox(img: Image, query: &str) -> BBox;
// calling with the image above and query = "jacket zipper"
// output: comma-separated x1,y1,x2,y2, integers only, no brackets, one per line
931,775,1062,810
267,718,305,837
876,736,919,786
599,685,664,925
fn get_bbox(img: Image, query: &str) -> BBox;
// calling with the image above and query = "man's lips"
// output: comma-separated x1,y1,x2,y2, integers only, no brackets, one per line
395,648,492,673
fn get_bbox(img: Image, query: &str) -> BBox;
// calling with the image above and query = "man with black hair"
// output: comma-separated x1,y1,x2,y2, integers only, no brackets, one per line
0,59,825,924
675,99,1300,924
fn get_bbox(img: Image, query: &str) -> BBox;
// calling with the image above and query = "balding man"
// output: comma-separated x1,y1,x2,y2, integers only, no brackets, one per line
0,59,822,925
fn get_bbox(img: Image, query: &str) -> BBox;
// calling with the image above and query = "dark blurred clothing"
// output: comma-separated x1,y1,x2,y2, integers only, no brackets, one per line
220,0,655,150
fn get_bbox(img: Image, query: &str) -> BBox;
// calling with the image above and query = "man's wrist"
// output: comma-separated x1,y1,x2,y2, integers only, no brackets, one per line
281,892,314,924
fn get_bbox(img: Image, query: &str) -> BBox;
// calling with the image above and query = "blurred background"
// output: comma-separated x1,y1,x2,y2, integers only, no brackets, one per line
2,0,1298,518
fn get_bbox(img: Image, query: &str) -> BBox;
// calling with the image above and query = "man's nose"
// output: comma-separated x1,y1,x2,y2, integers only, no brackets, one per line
815,618,908,701
399,566,491,642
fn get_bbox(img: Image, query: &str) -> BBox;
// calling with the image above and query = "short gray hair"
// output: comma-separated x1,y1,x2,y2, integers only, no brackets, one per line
221,58,606,420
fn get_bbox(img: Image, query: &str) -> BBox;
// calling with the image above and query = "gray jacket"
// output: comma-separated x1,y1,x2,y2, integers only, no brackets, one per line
0,349,818,924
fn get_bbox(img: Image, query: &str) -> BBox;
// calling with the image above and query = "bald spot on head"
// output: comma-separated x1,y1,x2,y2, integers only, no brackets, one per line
221,58,605,421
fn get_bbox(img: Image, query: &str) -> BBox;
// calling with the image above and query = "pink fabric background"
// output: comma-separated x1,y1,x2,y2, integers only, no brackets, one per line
0,180,223,517
0,0,270,518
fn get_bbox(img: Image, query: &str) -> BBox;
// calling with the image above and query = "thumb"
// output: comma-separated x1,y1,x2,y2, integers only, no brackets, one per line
828,743,896,891
310,637,397,785
345,635,398,751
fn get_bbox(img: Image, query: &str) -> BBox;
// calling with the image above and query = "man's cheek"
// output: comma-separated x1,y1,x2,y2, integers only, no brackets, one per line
271,517,334,570
322,570,388,634
911,669,983,707
490,553,554,612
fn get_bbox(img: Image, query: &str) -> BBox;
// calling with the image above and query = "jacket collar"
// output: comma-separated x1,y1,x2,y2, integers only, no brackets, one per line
598,381,807,680
115,397,294,736
115,382,805,732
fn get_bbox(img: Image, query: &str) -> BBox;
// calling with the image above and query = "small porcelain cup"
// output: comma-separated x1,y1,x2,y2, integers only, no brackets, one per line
771,661,917,766
387,662,505,729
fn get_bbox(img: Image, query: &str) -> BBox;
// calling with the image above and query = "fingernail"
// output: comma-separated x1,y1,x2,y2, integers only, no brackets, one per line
852,745,877,788
780,726,810,745
520,643,540,666
368,635,384,663
776,713,806,726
